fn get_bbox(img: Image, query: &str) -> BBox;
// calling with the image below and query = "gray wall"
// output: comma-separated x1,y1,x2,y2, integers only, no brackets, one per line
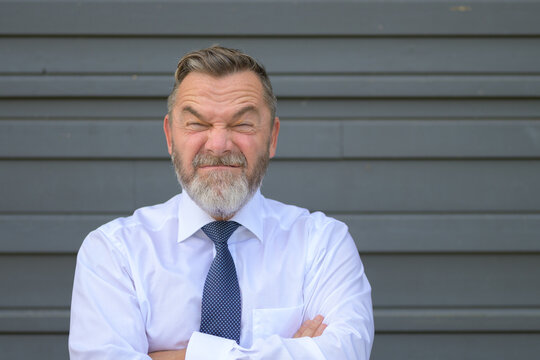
1,1,540,359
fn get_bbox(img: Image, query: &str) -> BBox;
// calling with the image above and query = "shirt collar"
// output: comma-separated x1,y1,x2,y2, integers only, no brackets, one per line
177,190,264,243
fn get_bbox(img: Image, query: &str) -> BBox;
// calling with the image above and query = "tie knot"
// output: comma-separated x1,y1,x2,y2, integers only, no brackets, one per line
202,221,240,244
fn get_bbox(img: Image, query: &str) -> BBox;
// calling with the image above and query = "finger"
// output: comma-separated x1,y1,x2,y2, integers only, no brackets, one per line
293,318,315,338
293,315,326,338
293,321,311,338
314,322,327,337
300,315,324,337
300,320,317,337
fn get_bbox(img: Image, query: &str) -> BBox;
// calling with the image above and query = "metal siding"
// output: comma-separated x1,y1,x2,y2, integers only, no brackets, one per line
1,1,540,35
1,0,539,359
2,37,540,74
1,335,69,360
3,74,540,97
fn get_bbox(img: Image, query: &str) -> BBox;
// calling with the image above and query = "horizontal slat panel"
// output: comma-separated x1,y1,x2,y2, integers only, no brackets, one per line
0,310,68,332
343,120,540,158
0,120,341,159
2,75,539,98
264,160,540,213
274,75,540,97
0,161,140,213
2,119,540,159
2,37,540,75
1,335,68,359
1,160,539,213
375,308,540,332
372,334,540,360
0,255,75,307
0,215,115,253
2,99,540,120
2,254,538,307
3,308,539,333
1,1,539,36
3,214,540,254
364,254,540,307
0,119,167,159
339,214,540,253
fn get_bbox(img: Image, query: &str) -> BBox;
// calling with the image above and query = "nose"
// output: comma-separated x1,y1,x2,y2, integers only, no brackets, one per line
204,127,233,155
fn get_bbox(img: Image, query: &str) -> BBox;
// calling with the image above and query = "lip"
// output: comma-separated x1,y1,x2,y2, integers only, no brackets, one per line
198,165,242,170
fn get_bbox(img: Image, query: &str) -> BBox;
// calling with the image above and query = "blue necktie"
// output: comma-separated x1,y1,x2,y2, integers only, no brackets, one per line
200,221,242,343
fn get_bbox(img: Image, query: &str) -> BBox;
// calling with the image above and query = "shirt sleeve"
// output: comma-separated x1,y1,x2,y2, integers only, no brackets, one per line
185,214,374,359
69,229,153,360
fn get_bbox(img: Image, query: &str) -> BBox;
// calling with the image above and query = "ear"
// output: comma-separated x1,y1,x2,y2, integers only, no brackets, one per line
163,114,173,155
269,117,280,159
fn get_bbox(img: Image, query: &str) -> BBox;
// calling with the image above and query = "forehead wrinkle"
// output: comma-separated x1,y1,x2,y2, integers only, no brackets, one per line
174,71,267,120
179,93,263,121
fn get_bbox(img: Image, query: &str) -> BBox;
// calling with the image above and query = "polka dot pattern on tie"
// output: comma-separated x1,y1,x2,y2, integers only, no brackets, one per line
199,221,242,344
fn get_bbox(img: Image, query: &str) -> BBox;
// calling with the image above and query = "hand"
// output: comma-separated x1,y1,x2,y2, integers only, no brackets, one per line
148,349,186,360
293,314,327,338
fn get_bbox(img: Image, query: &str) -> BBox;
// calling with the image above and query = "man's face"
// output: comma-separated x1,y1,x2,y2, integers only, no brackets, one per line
164,71,280,220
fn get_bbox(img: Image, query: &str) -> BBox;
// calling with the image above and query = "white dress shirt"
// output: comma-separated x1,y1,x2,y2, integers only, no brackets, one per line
69,190,374,359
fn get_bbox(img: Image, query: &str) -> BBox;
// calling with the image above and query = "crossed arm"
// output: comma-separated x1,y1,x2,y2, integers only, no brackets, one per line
149,315,327,360
70,218,373,359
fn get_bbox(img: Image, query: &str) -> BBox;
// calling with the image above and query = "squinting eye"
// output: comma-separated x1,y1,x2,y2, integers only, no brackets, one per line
234,123,254,131
186,122,208,130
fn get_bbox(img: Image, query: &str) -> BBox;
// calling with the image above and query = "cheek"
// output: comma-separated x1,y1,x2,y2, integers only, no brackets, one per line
235,137,269,166
176,134,206,158
233,136,257,156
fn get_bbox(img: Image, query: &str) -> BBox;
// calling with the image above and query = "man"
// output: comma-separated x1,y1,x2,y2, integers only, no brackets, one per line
69,46,374,359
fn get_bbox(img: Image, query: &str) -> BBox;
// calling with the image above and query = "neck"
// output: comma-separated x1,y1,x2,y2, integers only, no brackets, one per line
212,214,234,221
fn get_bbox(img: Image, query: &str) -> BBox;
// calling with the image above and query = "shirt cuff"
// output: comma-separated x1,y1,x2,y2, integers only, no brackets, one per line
186,332,237,360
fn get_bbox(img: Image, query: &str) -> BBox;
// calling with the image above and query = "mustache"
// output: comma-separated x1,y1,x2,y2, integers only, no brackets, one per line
192,152,247,168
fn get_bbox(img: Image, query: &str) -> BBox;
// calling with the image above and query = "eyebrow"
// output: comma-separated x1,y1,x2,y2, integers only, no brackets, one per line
181,105,258,122
182,106,207,122
232,105,258,120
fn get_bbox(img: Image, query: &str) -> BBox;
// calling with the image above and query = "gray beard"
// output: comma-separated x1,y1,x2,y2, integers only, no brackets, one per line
171,149,269,220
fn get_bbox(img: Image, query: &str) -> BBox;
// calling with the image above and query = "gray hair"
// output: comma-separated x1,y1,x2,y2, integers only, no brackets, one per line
167,45,276,120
